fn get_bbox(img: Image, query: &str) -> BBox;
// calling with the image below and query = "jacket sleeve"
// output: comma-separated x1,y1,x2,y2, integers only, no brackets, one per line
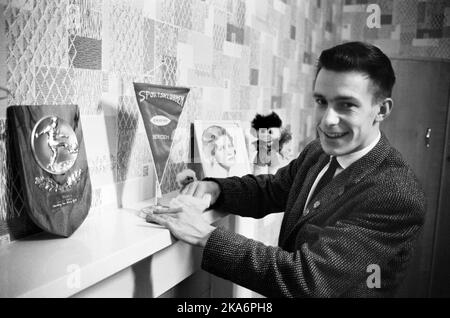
201,187,425,297
204,142,313,219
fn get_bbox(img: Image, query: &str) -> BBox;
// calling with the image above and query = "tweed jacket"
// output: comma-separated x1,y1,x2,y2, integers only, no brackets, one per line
201,133,425,297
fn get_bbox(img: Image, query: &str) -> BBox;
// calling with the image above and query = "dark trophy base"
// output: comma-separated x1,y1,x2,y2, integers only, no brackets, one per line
7,105,92,237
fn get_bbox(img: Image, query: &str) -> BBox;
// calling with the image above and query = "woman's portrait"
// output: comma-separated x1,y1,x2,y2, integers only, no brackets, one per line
194,120,251,178
202,125,237,177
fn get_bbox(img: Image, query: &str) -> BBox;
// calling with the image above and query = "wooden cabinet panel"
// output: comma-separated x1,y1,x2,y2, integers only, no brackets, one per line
431,95,450,298
382,59,450,297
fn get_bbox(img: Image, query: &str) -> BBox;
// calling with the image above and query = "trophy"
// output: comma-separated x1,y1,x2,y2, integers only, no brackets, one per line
7,105,92,237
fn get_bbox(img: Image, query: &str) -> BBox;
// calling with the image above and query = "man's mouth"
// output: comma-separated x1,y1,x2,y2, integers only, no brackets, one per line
320,129,349,139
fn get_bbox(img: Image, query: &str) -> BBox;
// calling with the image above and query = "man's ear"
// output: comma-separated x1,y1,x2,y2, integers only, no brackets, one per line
375,98,393,123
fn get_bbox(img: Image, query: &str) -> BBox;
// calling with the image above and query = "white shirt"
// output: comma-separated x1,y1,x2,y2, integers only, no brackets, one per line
303,132,381,214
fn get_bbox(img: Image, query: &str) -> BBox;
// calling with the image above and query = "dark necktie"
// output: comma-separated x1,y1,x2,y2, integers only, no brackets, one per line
310,156,340,201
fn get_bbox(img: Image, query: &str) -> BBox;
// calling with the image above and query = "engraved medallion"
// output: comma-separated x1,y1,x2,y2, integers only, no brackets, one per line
31,116,79,175
8,105,92,237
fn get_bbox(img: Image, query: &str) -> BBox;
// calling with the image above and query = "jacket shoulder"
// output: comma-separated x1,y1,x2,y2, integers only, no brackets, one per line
370,146,426,219
298,138,324,160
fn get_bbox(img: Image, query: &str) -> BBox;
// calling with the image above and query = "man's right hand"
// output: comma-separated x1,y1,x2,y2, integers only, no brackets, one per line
180,181,221,207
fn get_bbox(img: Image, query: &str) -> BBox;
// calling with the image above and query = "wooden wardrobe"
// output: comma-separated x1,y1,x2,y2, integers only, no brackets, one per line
382,58,450,297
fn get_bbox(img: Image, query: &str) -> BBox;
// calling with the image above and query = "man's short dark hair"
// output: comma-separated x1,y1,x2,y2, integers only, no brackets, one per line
315,41,396,101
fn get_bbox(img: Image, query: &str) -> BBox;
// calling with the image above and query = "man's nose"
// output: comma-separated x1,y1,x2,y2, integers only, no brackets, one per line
321,107,339,126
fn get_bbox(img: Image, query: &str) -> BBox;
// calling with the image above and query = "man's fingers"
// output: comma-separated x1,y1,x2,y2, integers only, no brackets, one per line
180,183,192,194
146,213,170,226
192,184,205,198
153,207,182,214
180,182,196,195
185,183,197,196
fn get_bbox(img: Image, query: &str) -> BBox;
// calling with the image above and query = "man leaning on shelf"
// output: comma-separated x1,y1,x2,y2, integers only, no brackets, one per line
148,41,426,298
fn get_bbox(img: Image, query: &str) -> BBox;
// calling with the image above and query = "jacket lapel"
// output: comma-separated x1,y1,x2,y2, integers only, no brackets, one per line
281,133,392,246
279,152,329,246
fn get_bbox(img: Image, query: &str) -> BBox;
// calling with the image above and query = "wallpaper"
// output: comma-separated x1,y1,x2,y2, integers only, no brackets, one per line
342,0,450,58
0,0,343,242
2,0,447,243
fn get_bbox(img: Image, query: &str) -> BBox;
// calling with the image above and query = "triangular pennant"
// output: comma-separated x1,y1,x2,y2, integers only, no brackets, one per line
133,83,190,186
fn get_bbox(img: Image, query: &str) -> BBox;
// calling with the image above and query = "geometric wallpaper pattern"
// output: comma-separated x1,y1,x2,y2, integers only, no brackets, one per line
342,0,450,58
0,0,345,242
6,0,449,243
1,0,448,243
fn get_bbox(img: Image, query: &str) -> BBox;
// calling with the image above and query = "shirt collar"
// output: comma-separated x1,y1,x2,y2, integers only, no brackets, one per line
335,131,381,170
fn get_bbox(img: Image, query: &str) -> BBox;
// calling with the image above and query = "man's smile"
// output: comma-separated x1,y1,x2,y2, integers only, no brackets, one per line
319,127,349,139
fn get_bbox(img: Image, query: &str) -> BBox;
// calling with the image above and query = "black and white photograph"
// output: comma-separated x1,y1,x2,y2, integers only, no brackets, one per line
0,0,449,301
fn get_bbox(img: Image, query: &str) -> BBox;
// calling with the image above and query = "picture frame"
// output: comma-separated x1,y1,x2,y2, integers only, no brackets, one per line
193,120,251,178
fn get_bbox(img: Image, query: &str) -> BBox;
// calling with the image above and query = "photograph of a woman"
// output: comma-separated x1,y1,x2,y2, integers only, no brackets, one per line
194,120,250,178
202,125,237,177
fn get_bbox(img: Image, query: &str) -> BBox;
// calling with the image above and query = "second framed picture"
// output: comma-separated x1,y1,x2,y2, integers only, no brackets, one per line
193,120,251,178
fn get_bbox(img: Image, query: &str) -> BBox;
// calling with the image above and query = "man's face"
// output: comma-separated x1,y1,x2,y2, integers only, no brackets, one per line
313,69,381,156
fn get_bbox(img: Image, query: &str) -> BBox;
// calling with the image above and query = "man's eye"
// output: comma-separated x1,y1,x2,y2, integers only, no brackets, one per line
342,103,355,108
315,99,326,106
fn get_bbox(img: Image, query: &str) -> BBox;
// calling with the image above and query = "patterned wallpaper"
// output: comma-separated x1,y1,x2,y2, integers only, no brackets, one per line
0,0,343,242
342,0,450,59
1,0,449,244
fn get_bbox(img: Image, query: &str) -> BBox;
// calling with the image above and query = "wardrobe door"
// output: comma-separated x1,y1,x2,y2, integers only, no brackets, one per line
430,92,450,298
382,59,450,297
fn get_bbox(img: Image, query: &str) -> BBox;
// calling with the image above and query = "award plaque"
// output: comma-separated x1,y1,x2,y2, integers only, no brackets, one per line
7,105,92,237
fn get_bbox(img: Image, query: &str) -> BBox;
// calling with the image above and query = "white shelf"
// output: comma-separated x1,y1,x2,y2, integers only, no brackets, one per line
0,192,227,298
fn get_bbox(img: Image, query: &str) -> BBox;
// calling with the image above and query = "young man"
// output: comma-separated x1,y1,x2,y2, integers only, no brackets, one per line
148,42,426,297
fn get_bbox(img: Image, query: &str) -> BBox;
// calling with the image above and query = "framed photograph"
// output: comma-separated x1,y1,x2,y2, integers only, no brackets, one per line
193,120,251,178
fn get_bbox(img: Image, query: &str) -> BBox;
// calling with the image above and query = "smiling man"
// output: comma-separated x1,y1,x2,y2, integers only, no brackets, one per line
148,42,426,297
314,69,385,156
